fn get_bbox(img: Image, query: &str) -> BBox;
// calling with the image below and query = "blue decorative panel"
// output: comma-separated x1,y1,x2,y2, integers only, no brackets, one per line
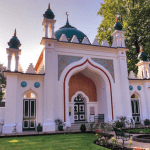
21,81,27,88
91,58,115,82
34,82,40,88
137,86,141,91
58,55,83,80
129,85,133,90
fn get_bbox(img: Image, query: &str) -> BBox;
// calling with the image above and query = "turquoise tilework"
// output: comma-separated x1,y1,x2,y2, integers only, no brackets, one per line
91,58,115,82
58,55,83,80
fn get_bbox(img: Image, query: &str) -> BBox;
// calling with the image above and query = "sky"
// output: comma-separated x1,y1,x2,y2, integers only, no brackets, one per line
0,0,104,72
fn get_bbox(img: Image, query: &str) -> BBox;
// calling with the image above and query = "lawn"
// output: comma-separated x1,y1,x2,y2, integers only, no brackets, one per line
0,133,110,150
124,128,150,134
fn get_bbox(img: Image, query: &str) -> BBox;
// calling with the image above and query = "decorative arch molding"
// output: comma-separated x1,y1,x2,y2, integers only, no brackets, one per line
58,55,83,80
22,88,38,99
70,91,89,103
130,91,140,98
63,58,114,122
91,58,115,82
58,54,115,82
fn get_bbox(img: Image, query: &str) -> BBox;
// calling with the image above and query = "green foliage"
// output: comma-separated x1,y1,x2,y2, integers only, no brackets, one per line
97,0,150,75
114,116,128,128
144,119,150,125
124,128,150,134
0,73,6,102
55,119,64,126
37,123,42,132
80,124,86,132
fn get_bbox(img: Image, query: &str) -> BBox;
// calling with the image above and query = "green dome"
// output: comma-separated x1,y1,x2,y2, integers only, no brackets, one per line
43,4,55,19
114,22,123,30
138,52,148,61
54,19,90,44
8,30,21,49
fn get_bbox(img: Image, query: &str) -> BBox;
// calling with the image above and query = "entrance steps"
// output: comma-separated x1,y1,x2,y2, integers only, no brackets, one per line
71,122,90,131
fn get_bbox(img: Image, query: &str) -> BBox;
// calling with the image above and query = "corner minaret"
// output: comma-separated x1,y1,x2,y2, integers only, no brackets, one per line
7,29,21,71
111,17,125,47
136,45,150,79
42,3,56,38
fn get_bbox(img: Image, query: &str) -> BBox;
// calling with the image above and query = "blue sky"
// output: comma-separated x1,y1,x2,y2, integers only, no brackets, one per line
0,0,103,71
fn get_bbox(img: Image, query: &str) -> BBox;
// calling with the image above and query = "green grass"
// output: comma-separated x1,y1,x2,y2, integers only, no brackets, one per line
124,128,150,134
0,133,110,150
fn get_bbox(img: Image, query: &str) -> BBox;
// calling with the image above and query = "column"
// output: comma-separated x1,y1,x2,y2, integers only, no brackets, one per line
51,23,55,38
118,52,132,118
121,34,125,47
142,65,146,78
7,52,12,71
44,22,48,38
116,33,121,47
148,66,150,79
15,53,19,72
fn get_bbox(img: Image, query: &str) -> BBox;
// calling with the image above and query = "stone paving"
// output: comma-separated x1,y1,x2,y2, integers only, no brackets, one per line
111,131,150,149
0,130,150,149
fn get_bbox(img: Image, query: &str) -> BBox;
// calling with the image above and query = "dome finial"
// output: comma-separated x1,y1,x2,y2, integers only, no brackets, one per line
115,16,118,23
66,12,69,23
14,29,17,37
48,3,50,10
140,45,143,52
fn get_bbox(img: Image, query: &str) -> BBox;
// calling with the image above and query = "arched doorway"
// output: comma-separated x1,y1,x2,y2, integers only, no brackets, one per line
63,59,113,124
131,94,140,124
74,93,86,122
23,91,36,131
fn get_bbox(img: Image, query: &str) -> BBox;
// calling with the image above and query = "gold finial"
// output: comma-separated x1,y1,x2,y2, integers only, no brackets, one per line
140,45,143,52
48,3,50,9
14,29,16,37
115,16,118,23
66,12,69,22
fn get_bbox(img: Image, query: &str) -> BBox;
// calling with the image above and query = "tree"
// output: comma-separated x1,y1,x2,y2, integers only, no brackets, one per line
97,0,150,75
0,64,6,101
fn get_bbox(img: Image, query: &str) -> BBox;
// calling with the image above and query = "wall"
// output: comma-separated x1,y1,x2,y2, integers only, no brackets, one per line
69,72,97,102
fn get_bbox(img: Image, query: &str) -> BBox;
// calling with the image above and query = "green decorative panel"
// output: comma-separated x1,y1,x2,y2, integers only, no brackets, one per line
91,58,115,82
58,55,83,80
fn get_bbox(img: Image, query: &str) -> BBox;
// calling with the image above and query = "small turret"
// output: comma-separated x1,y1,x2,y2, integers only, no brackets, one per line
138,45,148,61
43,3,55,19
8,29,21,49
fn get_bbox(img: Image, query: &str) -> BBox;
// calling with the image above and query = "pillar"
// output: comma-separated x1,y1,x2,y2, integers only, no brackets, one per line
142,65,147,78
15,53,19,72
44,22,48,38
116,33,121,47
7,53,12,71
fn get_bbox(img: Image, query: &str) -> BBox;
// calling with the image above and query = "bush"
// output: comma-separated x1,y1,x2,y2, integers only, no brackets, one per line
144,119,150,125
80,124,86,132
114,116,128,128
37,123,42,132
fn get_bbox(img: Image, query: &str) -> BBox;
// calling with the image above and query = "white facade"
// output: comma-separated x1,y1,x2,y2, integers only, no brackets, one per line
1,6,149,133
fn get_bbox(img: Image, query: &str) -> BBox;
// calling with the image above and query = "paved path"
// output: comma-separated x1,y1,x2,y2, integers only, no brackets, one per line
111,131,150,149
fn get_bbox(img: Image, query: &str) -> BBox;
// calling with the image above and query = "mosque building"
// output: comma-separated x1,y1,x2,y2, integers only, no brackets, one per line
1,4,150,133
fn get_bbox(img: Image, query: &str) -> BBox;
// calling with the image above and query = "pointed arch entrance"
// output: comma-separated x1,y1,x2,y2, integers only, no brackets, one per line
23,91,36,131
63,59,114,123
131,93,140,124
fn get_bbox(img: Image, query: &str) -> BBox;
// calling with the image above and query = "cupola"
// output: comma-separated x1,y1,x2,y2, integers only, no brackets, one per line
54,12,90,44
43,3,55,19
114,17,123,31
8,29,21,49
138,45,148,61
111,17,125,47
